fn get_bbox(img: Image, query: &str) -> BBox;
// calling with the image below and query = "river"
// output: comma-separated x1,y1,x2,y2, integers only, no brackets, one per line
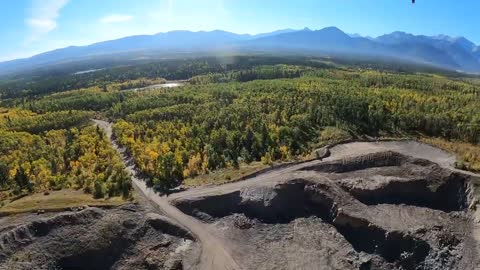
129,81,186,92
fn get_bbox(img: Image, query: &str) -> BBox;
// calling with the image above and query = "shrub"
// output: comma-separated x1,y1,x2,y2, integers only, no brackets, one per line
93,181,105,199
319,127,352,145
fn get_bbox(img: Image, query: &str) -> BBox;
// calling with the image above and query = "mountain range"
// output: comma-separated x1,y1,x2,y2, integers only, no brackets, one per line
1,27,480,75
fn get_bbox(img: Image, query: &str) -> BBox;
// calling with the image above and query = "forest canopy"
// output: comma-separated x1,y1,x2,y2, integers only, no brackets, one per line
0,108,131,200
1,56,479,196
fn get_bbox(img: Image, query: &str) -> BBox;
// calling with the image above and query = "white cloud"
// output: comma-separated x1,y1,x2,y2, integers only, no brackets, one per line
25,0,69,42
100,14,134,24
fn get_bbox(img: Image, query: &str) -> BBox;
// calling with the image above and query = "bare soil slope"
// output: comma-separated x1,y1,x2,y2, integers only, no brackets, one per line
0,204,197,270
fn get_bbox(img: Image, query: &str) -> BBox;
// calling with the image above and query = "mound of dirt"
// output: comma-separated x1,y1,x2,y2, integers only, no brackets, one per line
0,204,198,270
173,151,478,270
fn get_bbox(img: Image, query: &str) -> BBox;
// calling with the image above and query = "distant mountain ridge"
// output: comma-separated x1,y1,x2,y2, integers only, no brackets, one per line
1,27,480,75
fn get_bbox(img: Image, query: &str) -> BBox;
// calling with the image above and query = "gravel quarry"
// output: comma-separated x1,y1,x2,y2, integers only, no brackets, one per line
172,150,479,270
2,125,480,270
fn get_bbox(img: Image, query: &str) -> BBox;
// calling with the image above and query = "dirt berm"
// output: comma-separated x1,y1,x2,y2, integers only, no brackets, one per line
172,151,480,270
0,204,199,270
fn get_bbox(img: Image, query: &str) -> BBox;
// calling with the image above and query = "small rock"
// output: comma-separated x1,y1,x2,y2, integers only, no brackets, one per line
192,210,215,223
415,226,427,234
122,219,137,229
164,257,183,270
283,233,293,240
358,254,372,269
468,200,477,210
233,214,254,229
313,147,330,160
144,255,164,270
36,209,45,215
150,239,172,250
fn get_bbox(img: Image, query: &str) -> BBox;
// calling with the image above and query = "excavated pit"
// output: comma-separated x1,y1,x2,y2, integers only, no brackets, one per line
177,180,319,224
333,213,431,268
0,205,198,270
173,151,475,269
56,236,130,270
337,173,469,212
304,151,470,212
176,181,435,269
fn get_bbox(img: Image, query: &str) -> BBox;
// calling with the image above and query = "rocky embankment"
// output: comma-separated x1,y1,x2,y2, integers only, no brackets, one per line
172,151,479,270
0,204,198,270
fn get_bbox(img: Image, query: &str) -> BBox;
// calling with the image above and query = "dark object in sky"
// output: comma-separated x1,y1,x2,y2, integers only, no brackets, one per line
412,0,415,3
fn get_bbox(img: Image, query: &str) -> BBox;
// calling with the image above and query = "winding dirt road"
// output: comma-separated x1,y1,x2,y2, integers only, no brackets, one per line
167,140,470,205
171,140,480,203
93,119,241,270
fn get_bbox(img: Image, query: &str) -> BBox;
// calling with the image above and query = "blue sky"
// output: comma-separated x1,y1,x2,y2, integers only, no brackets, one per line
1,0,479,61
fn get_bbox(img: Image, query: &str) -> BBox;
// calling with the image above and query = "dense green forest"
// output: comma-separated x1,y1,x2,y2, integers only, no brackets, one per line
0,55,462,99
109,69,480,188
0,56,319,98
1,56,479,195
